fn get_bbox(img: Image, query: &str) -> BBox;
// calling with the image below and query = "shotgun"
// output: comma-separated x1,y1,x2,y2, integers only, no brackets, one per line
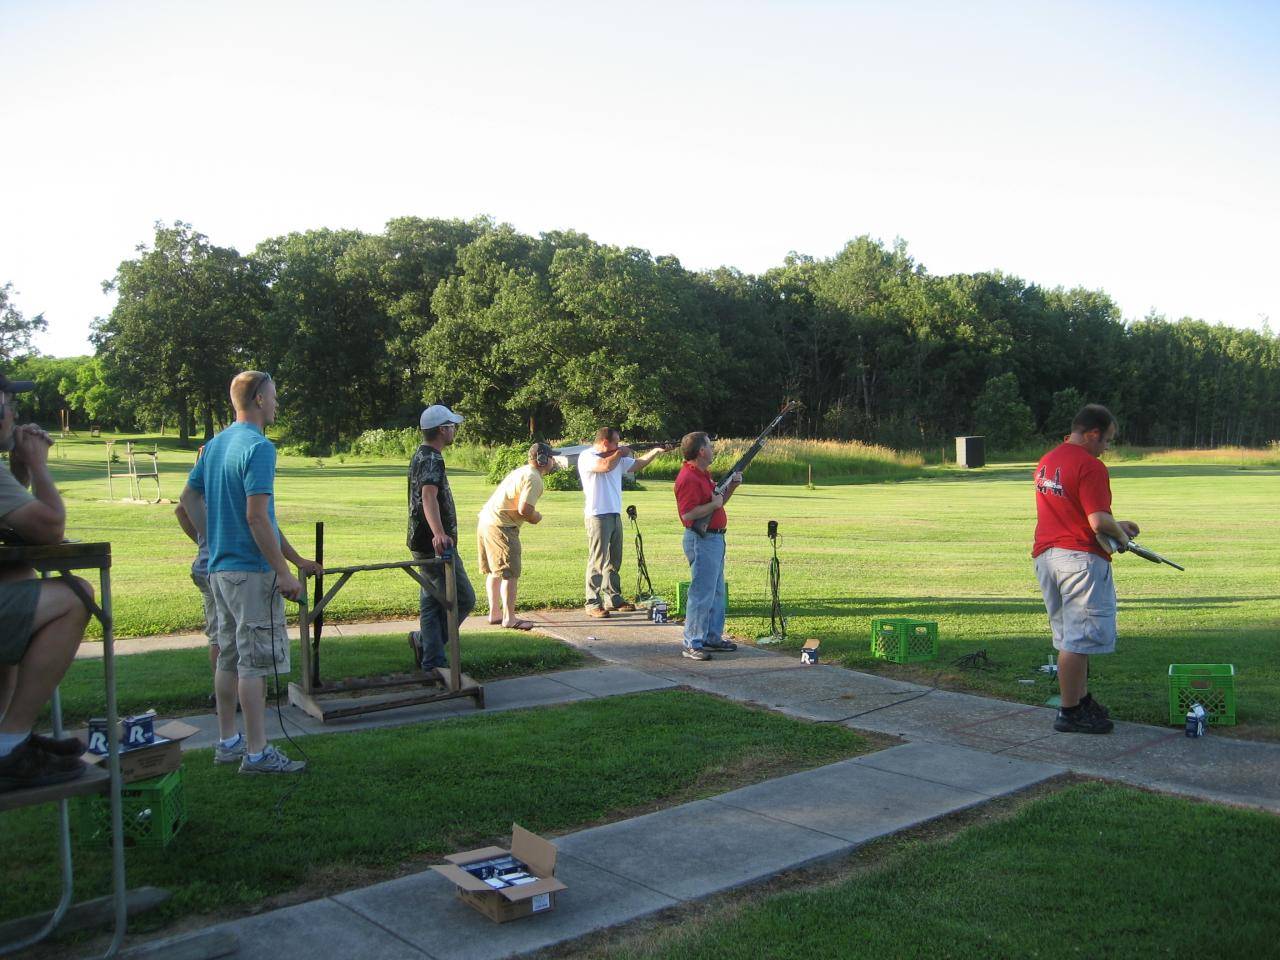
1098,534,1185,571
692,401,801,536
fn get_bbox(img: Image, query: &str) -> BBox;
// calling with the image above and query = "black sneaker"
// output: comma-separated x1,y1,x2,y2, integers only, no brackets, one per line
1080,694,1111,721
701,638,737,652
29,733,86,757
0,739,86,792
1053,704,1114,734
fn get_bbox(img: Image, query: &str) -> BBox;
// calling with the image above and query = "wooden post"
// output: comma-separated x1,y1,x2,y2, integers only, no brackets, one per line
296,572,312,697
445,551,461,693
311,522,324,688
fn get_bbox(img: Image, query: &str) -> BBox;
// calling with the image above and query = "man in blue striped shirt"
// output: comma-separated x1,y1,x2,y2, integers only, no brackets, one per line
181,371,320,775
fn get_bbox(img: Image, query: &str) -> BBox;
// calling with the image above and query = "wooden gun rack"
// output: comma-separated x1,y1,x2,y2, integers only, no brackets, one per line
288,552,485,723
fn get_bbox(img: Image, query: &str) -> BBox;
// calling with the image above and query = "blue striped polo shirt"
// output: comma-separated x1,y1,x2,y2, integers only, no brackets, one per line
186,422,279,573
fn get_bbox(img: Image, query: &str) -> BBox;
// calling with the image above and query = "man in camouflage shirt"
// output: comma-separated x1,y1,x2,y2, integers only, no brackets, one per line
407,404,476,670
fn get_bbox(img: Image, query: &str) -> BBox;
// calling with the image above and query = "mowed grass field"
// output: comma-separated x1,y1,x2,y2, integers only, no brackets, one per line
42,434,1280,737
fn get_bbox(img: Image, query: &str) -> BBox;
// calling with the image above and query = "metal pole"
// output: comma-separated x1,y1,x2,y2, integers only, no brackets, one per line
100,565,127,958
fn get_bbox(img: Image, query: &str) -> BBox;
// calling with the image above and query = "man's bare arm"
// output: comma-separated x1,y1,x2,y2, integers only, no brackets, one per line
179,485,208,540
175,503,199,544
4,428,66,544
627,445,668,475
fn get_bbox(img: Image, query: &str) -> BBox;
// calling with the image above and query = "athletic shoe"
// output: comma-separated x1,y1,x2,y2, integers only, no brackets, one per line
214,735,247,765
0,739,85,792
1080,694,1111,720
239,744,306,775
682,646,711,661
1053,705,1114,734
701,638,737,652
587,607,610,619
611,602,638,612
29,732,87,757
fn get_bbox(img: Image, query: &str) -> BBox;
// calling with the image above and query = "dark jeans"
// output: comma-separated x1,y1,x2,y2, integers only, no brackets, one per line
411,550,476,668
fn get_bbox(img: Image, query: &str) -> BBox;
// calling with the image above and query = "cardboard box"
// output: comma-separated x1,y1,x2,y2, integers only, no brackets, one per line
79,720,199,784
433,824,567,923
801,638,821,665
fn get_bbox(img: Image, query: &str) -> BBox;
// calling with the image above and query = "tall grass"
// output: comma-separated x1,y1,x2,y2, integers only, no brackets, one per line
1108,444,1280,467
642,437,925,484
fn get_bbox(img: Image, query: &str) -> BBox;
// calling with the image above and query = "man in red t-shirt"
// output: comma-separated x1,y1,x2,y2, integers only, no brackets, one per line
1032,404,1140,734
674,432,742,661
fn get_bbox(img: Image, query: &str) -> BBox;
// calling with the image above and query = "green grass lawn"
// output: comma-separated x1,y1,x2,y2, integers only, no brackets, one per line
51,630,583,726
594,781,1280,960
1,690,873,930
41,434,1280,737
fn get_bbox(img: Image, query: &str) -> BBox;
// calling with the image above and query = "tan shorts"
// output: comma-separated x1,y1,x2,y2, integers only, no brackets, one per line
477,523,521,579
191,572,218,646
209,570,290,679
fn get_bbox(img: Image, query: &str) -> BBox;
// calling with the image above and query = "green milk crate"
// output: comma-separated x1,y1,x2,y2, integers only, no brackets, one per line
870,617,938,663
79,767,188,848
1168,664,1236,726
675,581,729,617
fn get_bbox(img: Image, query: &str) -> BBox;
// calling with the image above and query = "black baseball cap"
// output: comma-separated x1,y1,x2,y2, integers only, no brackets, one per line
0,374,35,394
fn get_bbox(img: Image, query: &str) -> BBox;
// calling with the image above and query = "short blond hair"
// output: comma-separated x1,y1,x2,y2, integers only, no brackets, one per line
230,371,271,412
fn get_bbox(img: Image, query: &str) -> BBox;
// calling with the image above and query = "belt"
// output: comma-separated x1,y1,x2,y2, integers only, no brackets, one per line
706,528,726,535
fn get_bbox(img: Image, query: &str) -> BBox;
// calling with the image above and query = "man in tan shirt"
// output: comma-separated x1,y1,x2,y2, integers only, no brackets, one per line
477,443,557,630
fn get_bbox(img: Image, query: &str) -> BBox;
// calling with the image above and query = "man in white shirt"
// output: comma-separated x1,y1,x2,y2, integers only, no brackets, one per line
577,427,667,618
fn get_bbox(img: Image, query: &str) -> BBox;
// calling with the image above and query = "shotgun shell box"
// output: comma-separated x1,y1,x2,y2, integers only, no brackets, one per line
433,824,568,923
801,638,821,665
123,709,157,747
80,720,200,783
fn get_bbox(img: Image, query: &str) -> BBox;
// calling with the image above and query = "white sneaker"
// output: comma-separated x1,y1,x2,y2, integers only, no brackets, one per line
214,735,246,765
239,744,306,775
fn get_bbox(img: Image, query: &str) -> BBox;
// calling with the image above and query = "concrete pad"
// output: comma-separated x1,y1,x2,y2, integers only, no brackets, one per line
201,896,428,960
685,665,925,712
556,798,850,900
1005,729,1280,811
852,741,1066,796
840,688,1022,740
335,853,678,960
712,757,988,842
994,722,1177,763
544,667,676,698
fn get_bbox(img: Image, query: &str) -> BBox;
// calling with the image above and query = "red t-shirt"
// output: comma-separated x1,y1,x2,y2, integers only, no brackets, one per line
1032,442,1113,560
674,462,727,530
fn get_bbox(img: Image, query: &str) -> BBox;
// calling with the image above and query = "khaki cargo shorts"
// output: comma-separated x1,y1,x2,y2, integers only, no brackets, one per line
476,523,521,579
191,572,218,646
209,570,289,678
1034,548,1118,655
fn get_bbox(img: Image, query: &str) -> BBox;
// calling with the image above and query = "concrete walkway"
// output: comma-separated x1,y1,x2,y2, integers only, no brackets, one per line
527,608,1280,813
117,608,1279,958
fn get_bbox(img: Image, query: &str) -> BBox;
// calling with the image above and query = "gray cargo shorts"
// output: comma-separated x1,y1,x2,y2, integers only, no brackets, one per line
0,578,41,665
209,570,289,679
1034,548,1117,655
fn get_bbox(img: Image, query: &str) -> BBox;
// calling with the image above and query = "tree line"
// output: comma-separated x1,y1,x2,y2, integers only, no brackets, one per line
6,218,1279,451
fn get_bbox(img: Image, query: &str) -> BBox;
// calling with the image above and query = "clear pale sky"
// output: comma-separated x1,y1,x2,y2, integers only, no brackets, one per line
2,0,1277,357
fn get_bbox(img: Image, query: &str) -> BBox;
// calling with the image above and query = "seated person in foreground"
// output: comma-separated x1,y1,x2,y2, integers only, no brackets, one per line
0,373,91,792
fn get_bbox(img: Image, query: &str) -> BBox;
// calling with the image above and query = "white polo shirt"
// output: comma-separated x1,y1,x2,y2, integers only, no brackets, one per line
578,449,636,517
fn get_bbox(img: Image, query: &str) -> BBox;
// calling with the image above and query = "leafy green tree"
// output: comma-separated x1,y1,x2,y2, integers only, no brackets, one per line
94,222,261,444
0,282,47,364
253,228,402,450
1044,387,1086,441
974,372,1036,450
